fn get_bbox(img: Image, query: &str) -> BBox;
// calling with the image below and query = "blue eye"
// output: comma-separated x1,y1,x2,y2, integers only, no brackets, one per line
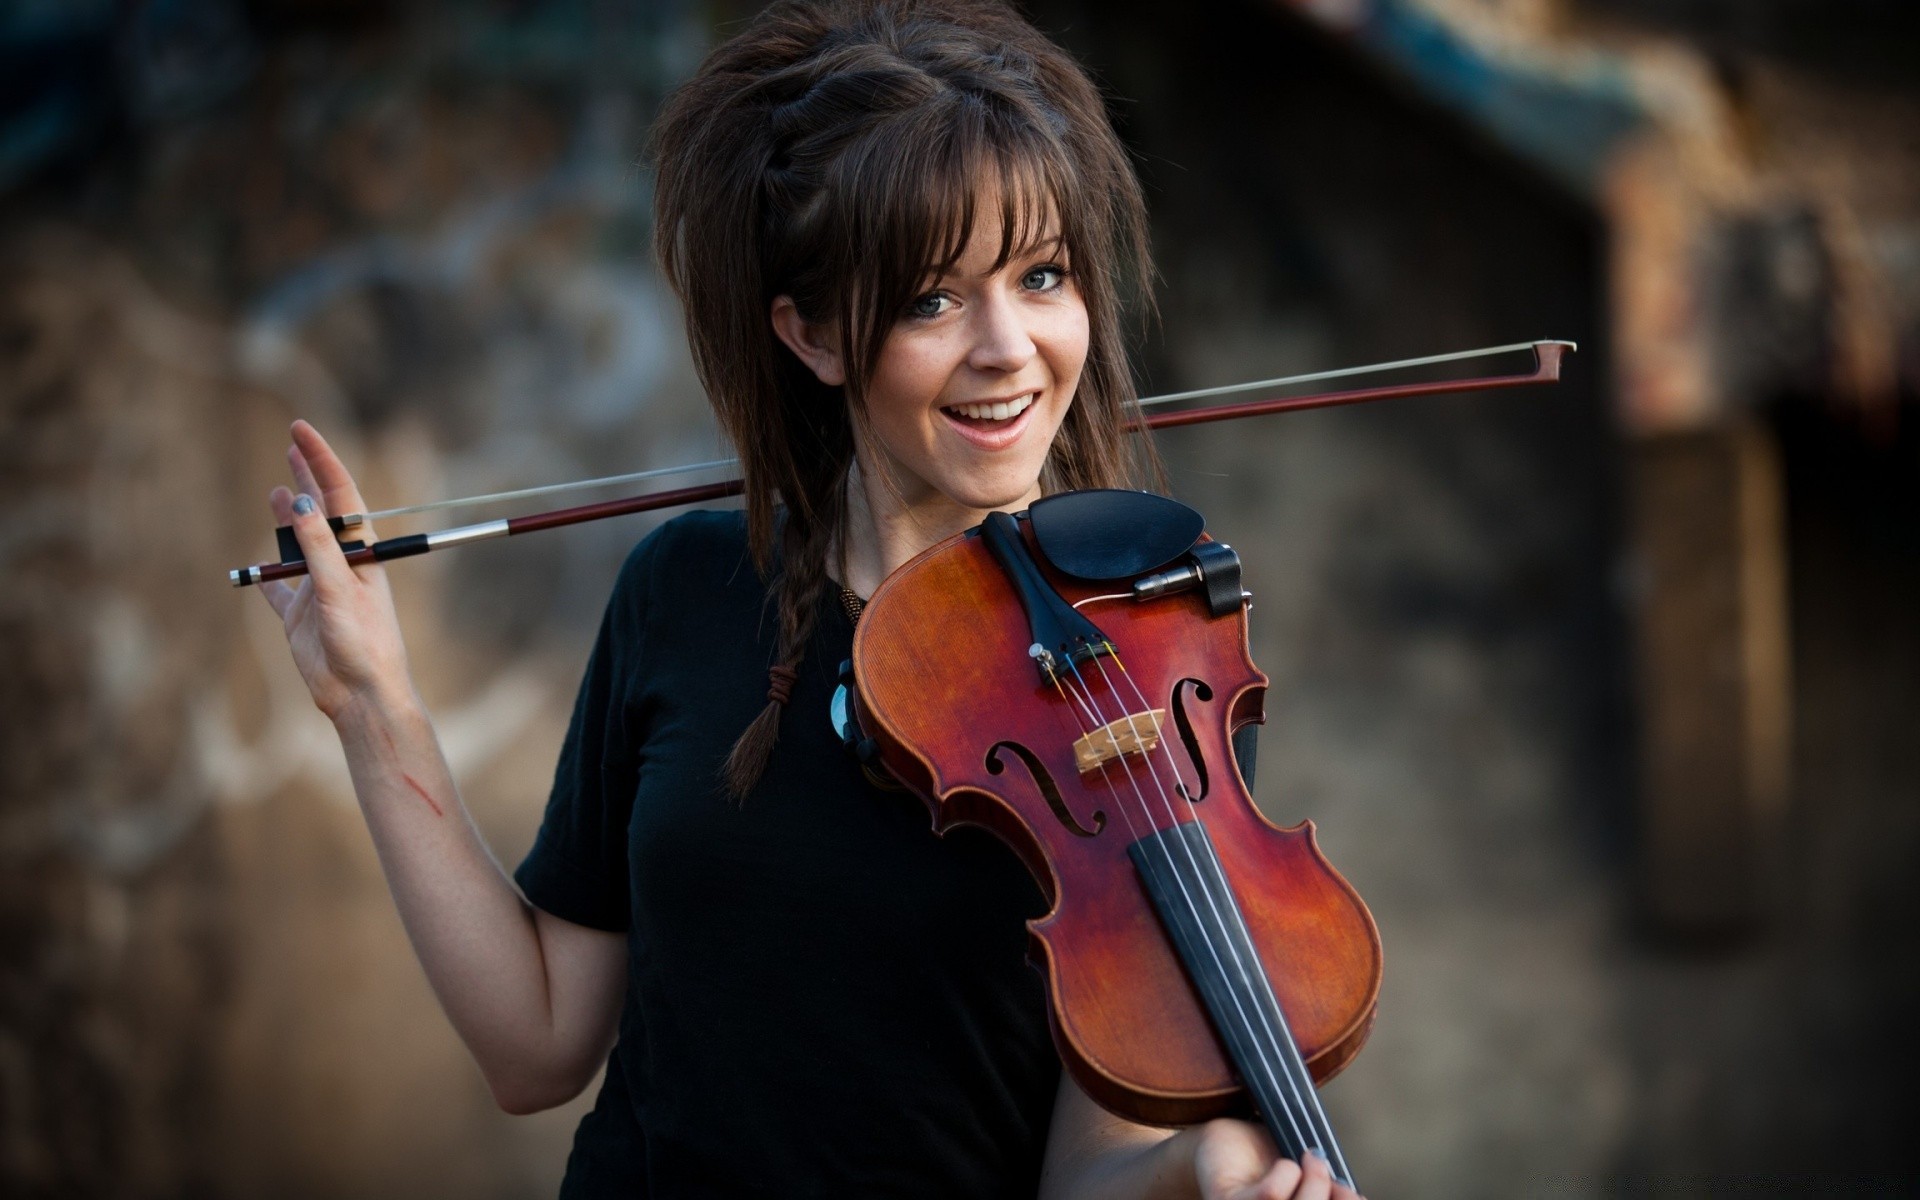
1022,265,1067,291
908,292,952,319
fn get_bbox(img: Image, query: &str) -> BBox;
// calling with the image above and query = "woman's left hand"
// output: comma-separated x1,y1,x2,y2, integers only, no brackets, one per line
1190,1119,1365,1200
1039,1075,1366,1200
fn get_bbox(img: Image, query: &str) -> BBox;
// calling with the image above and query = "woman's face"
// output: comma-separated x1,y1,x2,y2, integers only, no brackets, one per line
777,204,1090,519
861,213,1088,514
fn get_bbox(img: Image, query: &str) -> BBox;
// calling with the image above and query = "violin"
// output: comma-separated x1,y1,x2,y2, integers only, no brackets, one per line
839,489,1376,1185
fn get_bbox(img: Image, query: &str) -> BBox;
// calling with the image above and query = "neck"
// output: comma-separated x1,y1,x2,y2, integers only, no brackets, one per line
836,455,1042,598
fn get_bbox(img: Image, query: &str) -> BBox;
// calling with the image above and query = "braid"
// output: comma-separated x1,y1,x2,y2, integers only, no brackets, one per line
720,475,849,798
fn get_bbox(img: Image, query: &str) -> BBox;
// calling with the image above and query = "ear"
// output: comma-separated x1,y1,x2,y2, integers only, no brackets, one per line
770,296,846,387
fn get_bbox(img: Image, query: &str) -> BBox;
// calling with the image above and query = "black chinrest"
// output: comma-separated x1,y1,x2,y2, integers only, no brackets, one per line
1026,489,1204,582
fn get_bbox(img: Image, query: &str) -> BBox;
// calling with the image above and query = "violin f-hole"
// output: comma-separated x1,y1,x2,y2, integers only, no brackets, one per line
1169,678,1214,803
987,740,1105,837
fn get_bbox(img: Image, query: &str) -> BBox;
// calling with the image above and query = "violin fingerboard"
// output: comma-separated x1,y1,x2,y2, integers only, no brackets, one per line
1127,822,1356,1189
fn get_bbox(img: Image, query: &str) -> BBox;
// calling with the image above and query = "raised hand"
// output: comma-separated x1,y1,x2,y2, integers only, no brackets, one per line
257,420,414,723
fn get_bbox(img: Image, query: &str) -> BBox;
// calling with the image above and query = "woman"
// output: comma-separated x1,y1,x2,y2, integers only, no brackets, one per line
261,2,1363,1196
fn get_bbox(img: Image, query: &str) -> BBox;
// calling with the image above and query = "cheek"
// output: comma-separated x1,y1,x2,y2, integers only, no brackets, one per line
1046,308,1091,394
1047,292,1091,364
895,342,955,403
867,336,959,429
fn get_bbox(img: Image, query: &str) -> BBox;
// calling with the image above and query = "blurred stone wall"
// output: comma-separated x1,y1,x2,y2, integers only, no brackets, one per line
1034,2,1623,1190
2,227,241,1196
2,3,715,1196
1031,0,1919,1192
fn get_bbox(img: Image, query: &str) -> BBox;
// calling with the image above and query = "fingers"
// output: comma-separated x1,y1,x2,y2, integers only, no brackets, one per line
260,487,304,621
1177,1103,1360,1200
288,441,322,505
286,491,358,593
1231,1151,1339,1200
290,420,371,523
1196,1119,1298,1200
259,578,298,620
1287,1151,1334,1200
1233,1157,1300,1200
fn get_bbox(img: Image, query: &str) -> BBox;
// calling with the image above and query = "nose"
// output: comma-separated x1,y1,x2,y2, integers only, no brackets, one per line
965,289,1036,375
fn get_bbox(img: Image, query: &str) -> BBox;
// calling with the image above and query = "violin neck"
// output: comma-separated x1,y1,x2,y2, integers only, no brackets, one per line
1127,822,1357,1189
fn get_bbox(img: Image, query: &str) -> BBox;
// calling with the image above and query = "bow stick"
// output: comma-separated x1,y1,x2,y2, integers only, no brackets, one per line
230,338,1573,587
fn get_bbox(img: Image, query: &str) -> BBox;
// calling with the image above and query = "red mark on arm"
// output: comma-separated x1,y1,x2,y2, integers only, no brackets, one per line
401,773,445,818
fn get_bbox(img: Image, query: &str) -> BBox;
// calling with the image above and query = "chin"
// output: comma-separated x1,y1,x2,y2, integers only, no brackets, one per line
943,471,1044,514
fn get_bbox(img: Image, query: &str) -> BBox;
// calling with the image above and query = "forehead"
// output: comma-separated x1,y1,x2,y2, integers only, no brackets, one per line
938,206,1064,274
920,169,1068,279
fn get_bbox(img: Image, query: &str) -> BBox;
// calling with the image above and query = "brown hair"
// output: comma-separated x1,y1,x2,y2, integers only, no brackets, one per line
651,0,1157,797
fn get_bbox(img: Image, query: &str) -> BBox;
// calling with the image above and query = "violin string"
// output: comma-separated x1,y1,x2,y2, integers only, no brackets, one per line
1049,673,1147,844
1081,654,1324,1163
1049,656,1293,1136
1103,652,1352,1182
1103,654,1353,1184
1098,649,1198,802
1060,657,1313,1165
1058,655,1313,1163
1054,659,1344,1171
1197,816,1355,1185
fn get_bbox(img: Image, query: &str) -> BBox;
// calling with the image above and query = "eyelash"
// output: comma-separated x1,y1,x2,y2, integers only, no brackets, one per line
1022,264,1069,292
905,263,1071,320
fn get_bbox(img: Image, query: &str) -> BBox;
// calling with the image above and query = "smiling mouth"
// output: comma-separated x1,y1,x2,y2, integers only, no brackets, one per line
942,392,1036,426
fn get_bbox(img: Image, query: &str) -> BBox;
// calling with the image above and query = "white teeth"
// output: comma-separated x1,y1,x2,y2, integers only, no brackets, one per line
949,393,1034,421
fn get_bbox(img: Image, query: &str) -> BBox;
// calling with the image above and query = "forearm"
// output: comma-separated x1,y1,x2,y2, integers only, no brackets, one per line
1040,1076,1213,1200
331,684,600,1107
1042,1128,1201,1200
257,426,617,1111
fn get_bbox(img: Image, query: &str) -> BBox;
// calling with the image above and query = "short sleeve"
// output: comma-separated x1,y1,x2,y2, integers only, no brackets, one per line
513,534,660,932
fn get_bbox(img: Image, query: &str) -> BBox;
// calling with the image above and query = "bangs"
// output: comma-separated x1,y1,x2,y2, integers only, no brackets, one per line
916,132,1073,286
832,102,1086,392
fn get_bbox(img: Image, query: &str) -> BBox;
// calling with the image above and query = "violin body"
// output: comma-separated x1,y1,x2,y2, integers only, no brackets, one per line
849,509,1382,1132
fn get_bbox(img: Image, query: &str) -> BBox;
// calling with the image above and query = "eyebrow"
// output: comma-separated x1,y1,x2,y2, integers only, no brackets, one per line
928,231,1068,281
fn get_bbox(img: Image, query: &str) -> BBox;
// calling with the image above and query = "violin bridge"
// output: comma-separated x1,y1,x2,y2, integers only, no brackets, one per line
1073,709,1167,775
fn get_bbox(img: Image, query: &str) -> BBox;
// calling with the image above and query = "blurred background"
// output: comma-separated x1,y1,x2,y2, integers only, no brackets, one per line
1,0,1915,1196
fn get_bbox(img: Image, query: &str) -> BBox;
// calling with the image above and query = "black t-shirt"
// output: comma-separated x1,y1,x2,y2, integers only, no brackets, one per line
514,510,1063,1198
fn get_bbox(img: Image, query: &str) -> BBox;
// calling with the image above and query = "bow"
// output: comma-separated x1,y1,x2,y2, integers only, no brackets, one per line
230,339,1574,588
